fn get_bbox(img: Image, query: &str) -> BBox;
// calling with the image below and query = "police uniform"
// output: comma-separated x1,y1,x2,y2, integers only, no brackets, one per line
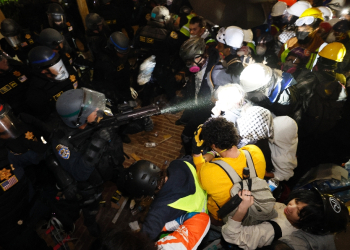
134,19,181,104
0,59,32,115
93,48,132,103
50,117,125,233
25,67,79,121
0,164,50,250
0,32,36,64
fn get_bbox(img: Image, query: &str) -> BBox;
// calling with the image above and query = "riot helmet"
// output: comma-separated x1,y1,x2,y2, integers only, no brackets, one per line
151,6,170,24
124,160,162,198
47,3,66,29
39,28,64,50
0,103,24,140
107,32,130,55
0,18,22,47
28,46,68,81
85,13,104,32
56,88,107,128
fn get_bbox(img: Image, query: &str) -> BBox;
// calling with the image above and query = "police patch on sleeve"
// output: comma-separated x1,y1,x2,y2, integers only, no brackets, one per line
56,144,70,159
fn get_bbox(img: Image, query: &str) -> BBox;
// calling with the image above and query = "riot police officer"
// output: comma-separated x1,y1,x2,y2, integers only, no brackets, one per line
50,88,125,237
0,18,36,64
0,50,32,115
46,3,86,52
134,6,181,105
26,46,80,120
94,31,133,104
96,0,134,41
85,13,112,60
39,28,93,71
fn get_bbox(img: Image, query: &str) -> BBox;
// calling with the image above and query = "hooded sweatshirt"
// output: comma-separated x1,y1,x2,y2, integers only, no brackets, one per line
268,116,298,181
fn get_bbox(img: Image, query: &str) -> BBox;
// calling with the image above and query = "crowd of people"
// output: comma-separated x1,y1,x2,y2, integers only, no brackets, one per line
0,0,350,249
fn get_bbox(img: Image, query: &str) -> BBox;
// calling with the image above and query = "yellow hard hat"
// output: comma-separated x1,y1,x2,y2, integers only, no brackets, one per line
318,42,346,62
299,7,324,20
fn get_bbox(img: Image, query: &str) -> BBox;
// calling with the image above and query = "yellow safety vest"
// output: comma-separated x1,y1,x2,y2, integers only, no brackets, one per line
180,14,196,37
280,43,320,70
168,161,207,213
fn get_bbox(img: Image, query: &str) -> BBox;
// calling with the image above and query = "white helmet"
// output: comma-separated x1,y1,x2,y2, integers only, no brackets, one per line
327,0,345,11
240,63,273,92
317,6,333,21
216,26,244,49
243,29,253,43
271,1,287,17
286,1,312,17
328,17,341,26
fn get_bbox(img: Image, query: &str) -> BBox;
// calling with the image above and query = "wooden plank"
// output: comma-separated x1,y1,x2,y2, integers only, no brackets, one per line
76,0,89,29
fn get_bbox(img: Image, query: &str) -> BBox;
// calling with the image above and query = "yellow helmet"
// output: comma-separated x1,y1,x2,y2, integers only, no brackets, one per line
318,42,346,62
299,7,324,20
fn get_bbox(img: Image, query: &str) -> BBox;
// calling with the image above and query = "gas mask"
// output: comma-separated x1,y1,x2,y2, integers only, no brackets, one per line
256,45,267,56
5,35,21,48
187,55,206,73
46,59,69,80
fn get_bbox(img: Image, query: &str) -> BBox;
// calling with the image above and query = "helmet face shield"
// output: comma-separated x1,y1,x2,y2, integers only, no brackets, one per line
46,59,69,80
5,35,21,47
78,88,107,125
48,13,66,29
0,104,24,139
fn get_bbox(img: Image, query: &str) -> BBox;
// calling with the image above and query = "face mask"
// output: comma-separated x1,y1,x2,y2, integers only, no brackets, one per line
256,45,267,56
48,59,69,80
296,31,310,42
325,32,336,43
281,61,297,74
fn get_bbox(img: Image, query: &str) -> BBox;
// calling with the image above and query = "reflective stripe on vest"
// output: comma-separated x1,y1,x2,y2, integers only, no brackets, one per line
168,161,207,213
281,43,319,70
180,14,196,37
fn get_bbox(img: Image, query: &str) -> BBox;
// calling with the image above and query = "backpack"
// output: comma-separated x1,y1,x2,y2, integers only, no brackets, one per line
212,150,277,226
304,72,347,135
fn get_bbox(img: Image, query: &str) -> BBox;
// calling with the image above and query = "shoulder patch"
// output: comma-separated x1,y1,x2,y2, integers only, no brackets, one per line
25,34,31,39
170,31,178,39
56,144,70,159
69,75,76,82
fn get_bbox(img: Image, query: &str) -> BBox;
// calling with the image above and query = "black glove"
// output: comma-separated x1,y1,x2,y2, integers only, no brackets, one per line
192,137,203,155
96,127,113,142
143,117,154,132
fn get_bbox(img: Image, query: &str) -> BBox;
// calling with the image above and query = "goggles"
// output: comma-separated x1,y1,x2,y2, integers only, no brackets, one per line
295,16,316,27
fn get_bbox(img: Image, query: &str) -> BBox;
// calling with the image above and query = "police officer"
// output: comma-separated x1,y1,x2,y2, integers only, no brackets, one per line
0,50,32,115
0,163,51,250
94,31,133,104
96,0,134,41
39,28,94,72
51,88,125,236
46,3,86,52
134,6,181,105
26,46,80,120
0,18,36,64
0,103,48,169
85,13,112,60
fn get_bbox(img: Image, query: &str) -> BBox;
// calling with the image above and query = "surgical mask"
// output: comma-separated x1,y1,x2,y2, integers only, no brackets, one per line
296,31,310,42
326,32,336,43
281,61,297,74
48,59,69,80
256,45,267,56
5,36,21,47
